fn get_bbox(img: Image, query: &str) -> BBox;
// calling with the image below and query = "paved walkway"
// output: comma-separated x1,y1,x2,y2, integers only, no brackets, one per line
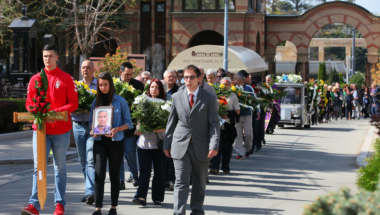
0,118,371,215
0,135,77,164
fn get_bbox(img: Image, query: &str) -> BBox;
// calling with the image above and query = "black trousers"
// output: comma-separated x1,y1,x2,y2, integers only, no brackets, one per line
259,110,266,144
267,108,278,132
136,147,166,202
252,111,261,150
211,129,234,172
94,137,124,208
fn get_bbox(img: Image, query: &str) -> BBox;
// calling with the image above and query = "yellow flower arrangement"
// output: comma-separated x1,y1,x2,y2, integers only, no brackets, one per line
231,86,237,91
219,84,225,89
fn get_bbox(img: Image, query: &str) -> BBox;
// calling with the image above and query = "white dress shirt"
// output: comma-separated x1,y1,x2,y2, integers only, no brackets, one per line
187,87,200,103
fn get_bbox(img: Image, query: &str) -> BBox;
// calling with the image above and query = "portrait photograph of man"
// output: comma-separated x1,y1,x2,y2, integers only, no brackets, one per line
92,108,113,134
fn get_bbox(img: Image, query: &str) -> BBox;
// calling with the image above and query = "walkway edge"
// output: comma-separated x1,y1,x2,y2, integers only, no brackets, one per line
0,151,78,165
356,126,376,167
0,130,33,140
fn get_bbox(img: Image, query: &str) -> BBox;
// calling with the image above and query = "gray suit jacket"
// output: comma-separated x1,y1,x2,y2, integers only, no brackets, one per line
163,87,220,161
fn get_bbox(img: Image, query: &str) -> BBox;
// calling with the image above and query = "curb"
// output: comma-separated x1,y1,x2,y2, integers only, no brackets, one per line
0,130,33,140
0,151,78,165
356,126,376,167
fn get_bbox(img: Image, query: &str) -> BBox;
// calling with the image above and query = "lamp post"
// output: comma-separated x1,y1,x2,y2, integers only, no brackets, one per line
223,0,229,71
352,27,356,76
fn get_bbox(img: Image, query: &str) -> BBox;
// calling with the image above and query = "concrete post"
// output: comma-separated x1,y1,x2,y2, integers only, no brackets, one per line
318,46,324,61
265,53,276,76
297,53,309,81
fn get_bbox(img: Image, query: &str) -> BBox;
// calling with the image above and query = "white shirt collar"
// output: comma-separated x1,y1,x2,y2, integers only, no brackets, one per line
187,87,200,101
187,86,199,97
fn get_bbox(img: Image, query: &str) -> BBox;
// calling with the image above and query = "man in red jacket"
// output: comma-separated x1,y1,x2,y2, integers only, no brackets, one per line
21,44,78,215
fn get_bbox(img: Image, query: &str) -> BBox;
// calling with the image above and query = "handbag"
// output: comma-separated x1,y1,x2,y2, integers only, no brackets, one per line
155,133,163,150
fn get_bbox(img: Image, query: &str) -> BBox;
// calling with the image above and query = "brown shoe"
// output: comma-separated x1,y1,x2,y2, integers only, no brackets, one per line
209,169,219,174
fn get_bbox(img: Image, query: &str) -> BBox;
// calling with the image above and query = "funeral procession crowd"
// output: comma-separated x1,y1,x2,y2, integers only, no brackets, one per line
18,44,380,215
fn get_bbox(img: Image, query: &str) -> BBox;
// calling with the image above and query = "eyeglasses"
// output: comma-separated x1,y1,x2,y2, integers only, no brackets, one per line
184,76,198,80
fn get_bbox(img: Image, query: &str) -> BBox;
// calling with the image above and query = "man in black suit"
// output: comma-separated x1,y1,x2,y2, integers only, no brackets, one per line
118,62,144,189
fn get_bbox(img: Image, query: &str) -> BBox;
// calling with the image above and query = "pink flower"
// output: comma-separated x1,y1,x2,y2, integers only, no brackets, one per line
40,103,46,108
36,76,42,82
33,88,38,94
37,82,43,88
32,108,37,113
43,109,48,114
40,90,45,96
36,97,42,103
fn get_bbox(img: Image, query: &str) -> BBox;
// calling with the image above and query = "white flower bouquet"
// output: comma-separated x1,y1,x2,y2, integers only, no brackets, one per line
131,94,171,133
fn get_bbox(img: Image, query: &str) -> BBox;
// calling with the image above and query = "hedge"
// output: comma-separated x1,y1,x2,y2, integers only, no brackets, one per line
0,99,27,133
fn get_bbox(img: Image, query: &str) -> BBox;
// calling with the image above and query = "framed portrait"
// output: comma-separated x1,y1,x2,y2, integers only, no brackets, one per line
92,106,114,135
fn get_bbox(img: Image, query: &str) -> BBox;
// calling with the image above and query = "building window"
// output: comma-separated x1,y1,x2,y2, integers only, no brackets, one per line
203,0,216,10
183,0,234,11
185,0,199,10
256,0,264,13
248,0,255,12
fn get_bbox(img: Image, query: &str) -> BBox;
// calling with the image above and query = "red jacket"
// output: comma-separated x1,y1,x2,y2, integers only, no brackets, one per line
26,67,78,135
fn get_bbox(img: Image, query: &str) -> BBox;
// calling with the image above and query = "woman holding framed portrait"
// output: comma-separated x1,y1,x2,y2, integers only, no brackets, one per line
132,79,168,206
89,72,133,215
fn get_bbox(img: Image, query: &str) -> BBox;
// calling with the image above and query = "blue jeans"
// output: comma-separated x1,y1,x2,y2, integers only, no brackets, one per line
72,122,95,195
29,131,70,211
119,136,139,181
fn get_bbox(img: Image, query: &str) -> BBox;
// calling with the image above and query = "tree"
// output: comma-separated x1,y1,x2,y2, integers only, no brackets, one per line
349,72,365,87
328,67,339,85
370,63,380,85
318,62,327,81
0,0,22,48
283,0,312,14
266,0,282,14
15,0,133,60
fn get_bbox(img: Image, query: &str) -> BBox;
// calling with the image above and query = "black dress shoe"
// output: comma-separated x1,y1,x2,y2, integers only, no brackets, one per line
133,178,139,187
126,176,133,183
133,197,147,206
86,194,95,205
108,208,117,215
153,201,162,205
209,169,219,174
81,195,86,202
120,181,125,190
169,181,175,191
223,170,230,174
248,148,254,155
92,210,102,215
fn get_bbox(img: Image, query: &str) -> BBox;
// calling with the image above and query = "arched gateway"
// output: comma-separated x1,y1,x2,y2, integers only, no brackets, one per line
265,1,380,84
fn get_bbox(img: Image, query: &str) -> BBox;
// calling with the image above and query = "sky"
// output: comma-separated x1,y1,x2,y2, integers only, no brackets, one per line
323,0,380,15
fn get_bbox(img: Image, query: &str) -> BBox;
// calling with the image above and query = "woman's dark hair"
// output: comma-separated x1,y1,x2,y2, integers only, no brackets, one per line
146,79,166,100
365,86,369,92
96,72,115,107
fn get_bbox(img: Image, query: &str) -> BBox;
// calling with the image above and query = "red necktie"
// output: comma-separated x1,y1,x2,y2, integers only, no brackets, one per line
189,94,194,109
189,94,194,142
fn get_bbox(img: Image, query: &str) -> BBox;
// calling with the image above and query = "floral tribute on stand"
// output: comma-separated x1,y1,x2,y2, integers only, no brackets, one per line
275,74,302,84
28,69,55,129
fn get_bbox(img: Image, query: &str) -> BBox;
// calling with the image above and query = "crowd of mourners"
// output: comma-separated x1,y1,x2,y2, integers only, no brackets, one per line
315,82,379,123
25,44,376,215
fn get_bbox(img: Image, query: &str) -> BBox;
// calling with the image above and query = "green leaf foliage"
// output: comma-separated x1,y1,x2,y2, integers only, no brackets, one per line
40,68,49,92
349,73,365,87
131,99,170,133
357,138,380,192
318,62,327,81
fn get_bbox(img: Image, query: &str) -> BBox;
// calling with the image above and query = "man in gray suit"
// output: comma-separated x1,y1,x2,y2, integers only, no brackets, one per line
179,66,217,97
163,64,220,215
